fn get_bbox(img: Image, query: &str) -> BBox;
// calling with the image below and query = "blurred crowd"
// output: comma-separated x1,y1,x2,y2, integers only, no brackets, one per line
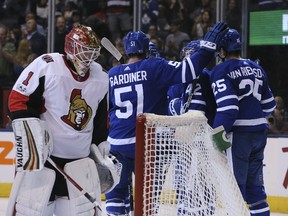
0,0,288,132
0,0,233,84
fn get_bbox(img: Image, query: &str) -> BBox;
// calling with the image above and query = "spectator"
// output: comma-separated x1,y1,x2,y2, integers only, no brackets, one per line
275,95,288,122
81,0,106,18
191,9,213,40
8,23,22,49
146,24,164,51
68,9,83,31
141,0,158,33
56,0,66,15
0,23,16,86
23,18,47,57
225,0,241,31
164,18,190,55
267,108,288,134
21,12,46,36
157,2,170,33
84,12,112,40
166,0,185,23
36,0,49,28
13,38,32,79
54,15,68,54
63,1,79,27
180,0,200,33
190,0,215,24
210,29,275,215
106,0,133,42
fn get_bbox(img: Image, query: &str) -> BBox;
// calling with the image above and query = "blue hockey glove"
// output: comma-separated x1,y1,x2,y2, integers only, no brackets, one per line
149,41,160,57
201,22,229,52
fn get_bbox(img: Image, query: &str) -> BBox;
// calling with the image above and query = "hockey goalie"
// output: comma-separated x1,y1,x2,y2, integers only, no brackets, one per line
6,24,122,216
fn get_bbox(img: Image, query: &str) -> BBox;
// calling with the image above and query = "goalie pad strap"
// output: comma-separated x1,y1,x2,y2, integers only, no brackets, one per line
12,118,53,171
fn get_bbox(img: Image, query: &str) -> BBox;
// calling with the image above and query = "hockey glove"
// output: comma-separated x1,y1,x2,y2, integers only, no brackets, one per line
201,22,229,52
149,41,160,57
97,141,111,157
212,125,231,152
89,144,122,193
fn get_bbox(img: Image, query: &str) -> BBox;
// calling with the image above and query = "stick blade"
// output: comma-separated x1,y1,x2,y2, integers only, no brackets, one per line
101,37,122,61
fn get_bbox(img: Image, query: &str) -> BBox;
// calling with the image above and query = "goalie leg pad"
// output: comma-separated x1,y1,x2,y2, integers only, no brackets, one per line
60,158,101,216
54,196,97,216
7,167,56,216
12,118,53,171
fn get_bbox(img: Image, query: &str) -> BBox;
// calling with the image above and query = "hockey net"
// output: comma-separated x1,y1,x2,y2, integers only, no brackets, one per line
134,111,249,216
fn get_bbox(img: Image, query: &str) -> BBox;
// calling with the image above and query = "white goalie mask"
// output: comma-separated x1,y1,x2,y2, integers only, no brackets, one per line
65,24,101,77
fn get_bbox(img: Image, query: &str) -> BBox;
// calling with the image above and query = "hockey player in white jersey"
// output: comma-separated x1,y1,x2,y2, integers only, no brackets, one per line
7,24,121,216
105,22,229,215
210,29,276,216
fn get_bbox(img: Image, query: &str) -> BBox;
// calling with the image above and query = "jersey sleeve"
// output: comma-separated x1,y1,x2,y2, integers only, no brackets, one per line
92,94,109,145
211,67,239,132
154,48,215,88
8,56,47,120
260,71,276,117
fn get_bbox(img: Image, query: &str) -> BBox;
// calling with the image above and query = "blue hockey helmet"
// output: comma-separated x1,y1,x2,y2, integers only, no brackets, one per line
180,40,200,60
124,31,150,56
219,29,242,52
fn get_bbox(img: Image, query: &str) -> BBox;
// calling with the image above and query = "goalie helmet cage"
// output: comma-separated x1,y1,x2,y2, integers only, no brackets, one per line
134,112,249,216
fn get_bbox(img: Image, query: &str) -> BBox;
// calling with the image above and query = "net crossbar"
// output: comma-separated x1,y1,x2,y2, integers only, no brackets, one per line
135,111,249,216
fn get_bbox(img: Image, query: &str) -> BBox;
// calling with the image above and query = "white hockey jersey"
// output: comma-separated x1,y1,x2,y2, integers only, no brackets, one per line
9,53,109,159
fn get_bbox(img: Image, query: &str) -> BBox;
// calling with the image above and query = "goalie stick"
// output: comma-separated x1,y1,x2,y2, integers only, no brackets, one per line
47,157,111,216
101,37,123,62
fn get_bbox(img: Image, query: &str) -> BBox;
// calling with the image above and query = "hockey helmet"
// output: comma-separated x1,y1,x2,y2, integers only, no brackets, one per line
219,29,242,53
180,40,200,60
65,24,101,77
124,31,150,56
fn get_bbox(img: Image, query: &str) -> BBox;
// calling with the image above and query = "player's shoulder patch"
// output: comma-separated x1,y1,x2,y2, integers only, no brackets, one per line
41,54,54,63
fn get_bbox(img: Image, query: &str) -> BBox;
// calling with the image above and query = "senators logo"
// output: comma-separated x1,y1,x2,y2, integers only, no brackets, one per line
61,89,92,130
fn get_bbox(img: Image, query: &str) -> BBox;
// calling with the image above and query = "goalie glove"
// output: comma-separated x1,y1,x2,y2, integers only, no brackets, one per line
201,22,229,52
97,141,111,157
212,125,231,152
12,118,53,171
89,144,122,193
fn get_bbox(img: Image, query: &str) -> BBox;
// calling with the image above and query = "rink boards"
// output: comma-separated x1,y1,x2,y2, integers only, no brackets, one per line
0,130,288,213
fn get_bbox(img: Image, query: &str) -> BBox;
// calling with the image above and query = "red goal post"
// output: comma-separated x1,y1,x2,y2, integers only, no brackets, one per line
135,111,249,216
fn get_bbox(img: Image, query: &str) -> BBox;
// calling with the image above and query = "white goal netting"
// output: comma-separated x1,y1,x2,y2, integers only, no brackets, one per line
135,111,249,216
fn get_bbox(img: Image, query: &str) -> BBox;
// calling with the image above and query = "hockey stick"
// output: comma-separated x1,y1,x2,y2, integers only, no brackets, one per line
46,157,111,216
182,79,198,114
101,37,123,62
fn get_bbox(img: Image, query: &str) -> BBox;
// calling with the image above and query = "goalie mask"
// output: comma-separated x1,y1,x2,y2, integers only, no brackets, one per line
65,24,101,77
124,31,150,57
